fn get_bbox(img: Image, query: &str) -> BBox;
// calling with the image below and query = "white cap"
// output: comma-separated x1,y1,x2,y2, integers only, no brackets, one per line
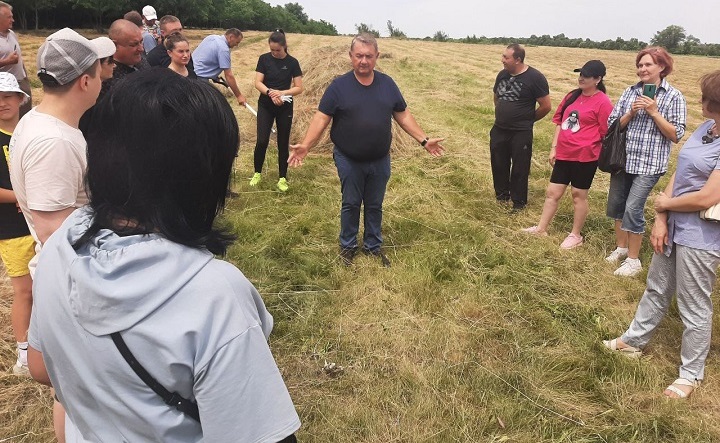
0,72,29,98
91,37,116,58
37,28,113,85
142,5,157,21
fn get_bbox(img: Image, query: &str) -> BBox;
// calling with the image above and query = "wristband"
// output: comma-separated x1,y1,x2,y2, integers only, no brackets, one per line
267,89,271,95
420,137,429,147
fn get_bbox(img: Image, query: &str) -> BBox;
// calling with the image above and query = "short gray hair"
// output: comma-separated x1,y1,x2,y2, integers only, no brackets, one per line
350,33,378,52
0,1,12,11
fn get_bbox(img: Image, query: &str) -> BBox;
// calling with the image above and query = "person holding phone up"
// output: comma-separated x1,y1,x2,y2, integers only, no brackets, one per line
604,46,686,277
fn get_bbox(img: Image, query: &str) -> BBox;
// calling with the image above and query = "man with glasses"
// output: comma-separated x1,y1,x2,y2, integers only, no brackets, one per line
0,1,31,117
490,43,551,211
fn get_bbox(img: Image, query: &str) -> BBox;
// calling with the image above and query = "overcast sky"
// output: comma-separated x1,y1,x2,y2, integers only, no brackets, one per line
268,0,720,44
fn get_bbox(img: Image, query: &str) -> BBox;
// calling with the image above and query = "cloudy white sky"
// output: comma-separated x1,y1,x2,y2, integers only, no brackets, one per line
269,0,720,44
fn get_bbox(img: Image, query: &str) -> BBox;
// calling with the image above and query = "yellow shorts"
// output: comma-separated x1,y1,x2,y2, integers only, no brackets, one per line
0,235,35,277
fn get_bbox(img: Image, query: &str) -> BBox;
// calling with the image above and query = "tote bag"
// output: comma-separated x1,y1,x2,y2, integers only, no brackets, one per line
598,119,626,174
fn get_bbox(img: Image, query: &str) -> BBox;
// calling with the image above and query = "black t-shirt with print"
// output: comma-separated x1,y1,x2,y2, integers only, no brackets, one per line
493,66,549,131
0,129,31,239
256,52,302,107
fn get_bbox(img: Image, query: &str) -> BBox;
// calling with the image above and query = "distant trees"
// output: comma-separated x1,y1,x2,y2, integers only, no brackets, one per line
355,23,380,38
9,0,338,35
650,25,686,52
433,30,449,42
386,20,406,39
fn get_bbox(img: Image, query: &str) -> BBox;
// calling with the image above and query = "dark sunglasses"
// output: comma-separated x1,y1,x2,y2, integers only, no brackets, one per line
702,126,719,144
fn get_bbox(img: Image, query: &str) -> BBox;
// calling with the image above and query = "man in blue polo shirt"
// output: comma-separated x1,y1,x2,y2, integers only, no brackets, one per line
193,28,246,106
288,33,444,267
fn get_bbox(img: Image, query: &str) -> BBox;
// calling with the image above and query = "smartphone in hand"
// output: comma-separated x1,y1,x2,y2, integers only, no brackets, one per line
643,83,657,99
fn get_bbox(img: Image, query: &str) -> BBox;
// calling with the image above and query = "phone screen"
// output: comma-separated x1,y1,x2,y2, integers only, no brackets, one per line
643,84,657,99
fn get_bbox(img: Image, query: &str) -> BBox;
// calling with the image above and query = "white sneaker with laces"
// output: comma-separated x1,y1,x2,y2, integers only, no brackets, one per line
614,257,642,277
605,247,628,263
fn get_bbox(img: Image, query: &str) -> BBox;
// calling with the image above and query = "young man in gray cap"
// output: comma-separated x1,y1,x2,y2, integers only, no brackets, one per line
8,27,114,443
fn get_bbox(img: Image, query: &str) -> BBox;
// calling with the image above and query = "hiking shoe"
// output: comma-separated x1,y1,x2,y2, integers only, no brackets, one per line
12,359,30,377
249,172,261,186
339,248,357,266
559,233,583,250
614,257,642,277
363,249,391,267
511,202,526,212
277,177,289,192
521,225,548,236
605,247,628,263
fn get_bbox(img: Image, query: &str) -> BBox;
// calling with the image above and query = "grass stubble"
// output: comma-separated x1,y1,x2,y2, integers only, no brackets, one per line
2,30,720,442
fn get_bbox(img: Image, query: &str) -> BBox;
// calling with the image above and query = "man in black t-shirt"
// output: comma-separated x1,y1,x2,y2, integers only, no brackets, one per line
491,43,551,210
288,33,444,267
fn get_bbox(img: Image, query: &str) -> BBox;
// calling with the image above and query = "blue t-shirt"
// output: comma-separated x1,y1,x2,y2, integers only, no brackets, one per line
192,35,231,79
318,70,406,161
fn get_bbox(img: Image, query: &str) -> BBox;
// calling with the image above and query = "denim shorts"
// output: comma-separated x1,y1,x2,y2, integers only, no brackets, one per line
606,171,663,234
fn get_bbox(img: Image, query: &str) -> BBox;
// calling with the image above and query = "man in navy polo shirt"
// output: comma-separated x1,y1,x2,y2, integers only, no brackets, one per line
289,33,444,267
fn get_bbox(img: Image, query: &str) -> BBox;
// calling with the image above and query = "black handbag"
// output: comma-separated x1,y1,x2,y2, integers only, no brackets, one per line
598,119,627,174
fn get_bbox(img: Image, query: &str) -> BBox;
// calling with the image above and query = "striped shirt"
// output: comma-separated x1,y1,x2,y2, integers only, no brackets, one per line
608,79,686,175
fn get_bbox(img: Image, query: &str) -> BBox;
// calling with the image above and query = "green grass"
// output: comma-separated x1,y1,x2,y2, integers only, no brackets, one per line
4,32,720,442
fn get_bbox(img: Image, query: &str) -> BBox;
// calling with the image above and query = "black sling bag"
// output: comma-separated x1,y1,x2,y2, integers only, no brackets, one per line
110,332,201,422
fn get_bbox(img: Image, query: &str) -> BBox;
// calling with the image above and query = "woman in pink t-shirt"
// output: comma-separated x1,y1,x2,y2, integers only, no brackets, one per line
523,60,613,249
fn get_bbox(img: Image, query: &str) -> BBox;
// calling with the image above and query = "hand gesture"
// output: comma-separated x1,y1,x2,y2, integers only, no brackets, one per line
288,143,309,167
654,191,670,213
3,51,19,65
424,138,445,157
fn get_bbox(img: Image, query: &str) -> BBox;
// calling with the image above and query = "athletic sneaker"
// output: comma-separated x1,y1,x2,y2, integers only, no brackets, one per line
249,172,261,186
605,247,628,263
277,177,289,192
614,257,642,277
12,359,29,377
559,233,583,250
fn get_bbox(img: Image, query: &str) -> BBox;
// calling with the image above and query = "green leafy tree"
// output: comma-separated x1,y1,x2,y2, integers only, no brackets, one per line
433,30,449,42
70,0,131,31
284,2,308,24
354,23,379,38
650,25,686,52
386,20,406,39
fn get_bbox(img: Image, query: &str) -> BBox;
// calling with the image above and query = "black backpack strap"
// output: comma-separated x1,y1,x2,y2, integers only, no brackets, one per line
110,332,200,422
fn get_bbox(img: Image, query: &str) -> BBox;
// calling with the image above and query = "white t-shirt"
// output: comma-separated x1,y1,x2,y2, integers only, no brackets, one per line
9,109,88,274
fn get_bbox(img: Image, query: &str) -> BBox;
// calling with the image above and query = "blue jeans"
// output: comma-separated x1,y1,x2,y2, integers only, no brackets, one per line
333,148,391,251
606,171,663,234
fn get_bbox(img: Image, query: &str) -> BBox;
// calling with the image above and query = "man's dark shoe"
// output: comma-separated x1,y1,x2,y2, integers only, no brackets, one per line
496,195,511,203
339,248,357,266
363,248,391,267
511,202,526,212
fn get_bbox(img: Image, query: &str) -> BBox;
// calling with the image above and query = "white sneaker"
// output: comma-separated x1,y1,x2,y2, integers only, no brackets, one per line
12,359,30,377
605,247,628,263
614,258,642,277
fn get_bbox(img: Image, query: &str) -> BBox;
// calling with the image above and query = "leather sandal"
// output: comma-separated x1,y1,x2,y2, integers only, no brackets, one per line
664,378,700,399
602,338,642,358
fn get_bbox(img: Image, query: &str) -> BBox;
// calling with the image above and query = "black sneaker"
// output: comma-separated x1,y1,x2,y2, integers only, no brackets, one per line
363,249,391,267
511,202,526,212
339,248,357,266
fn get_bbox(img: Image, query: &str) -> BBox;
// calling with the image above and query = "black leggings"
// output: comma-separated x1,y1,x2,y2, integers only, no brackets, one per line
254,100,293,178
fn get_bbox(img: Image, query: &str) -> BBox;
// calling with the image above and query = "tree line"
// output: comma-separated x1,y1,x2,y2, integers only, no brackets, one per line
358,22,720,57
11,0,337,35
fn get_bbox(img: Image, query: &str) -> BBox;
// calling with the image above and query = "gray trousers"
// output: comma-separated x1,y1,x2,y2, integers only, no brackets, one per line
621,244,720,381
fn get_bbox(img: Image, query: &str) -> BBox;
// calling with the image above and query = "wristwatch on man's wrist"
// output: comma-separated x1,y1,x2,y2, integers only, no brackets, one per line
420,137,429,147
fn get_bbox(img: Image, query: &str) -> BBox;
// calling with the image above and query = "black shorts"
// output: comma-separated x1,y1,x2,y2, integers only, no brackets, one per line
550,159,598,190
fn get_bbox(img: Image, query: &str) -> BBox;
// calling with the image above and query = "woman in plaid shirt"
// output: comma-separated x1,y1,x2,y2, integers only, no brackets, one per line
604,46,686,277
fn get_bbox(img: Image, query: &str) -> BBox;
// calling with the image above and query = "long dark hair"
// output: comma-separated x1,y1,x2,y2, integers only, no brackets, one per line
79,69,239,255
559,79,607,118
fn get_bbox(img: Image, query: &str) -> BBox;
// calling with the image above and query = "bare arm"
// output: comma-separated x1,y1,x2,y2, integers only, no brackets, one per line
223,68,246,106
288,111,332,167
535,95,551,121
549,125,561,166
0,187,17,203
0,51,19,67
28,346,52,386
393,109,444,157
642,96,680,143
493,93,498,106
655,170,720,212
280,76,304,97
31,207,76,244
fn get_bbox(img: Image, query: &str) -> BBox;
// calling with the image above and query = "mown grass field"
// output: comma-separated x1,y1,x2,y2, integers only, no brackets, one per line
2,29,720,442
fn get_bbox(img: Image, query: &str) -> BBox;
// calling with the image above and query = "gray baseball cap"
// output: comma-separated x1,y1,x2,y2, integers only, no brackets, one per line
37,28,116,86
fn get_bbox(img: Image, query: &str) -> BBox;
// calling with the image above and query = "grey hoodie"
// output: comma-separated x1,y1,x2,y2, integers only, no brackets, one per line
29,208,300,442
